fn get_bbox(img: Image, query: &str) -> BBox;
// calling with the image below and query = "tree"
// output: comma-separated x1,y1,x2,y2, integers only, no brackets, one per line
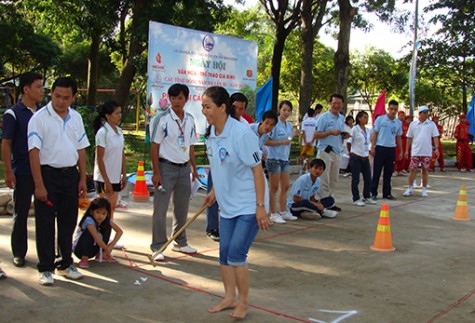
421,1,475,112
299,0,329,114
259,0,302,110
0,2,60,83
331,0,406,110
349,47,405,112
280,32,334,110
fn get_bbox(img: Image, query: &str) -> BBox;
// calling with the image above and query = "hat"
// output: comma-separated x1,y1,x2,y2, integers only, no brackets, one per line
397,111,405,116
404,115,413,121
418,105,429,113
460,113,467,119
432,116,439,121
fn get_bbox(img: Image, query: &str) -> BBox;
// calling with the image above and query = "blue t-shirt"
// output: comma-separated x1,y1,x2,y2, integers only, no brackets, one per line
287,173,320,209
315,111,345,154
373,114,402,148
249,122,269,151
2,102,41,175
206,117,268,218
267,119,293,160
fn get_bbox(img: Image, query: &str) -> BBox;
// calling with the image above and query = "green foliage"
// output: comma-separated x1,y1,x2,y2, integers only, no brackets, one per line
75,105,98,172
349,47,406,110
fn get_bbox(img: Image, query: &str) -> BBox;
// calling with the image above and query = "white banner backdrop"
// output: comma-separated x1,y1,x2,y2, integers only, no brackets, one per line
147,21,258,138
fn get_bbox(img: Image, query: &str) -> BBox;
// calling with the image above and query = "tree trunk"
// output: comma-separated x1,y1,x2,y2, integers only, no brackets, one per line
299,0,327,118
299,0,314,117
115,0,147,109
334,0,356,113
86,34,100,106
271,26,287,111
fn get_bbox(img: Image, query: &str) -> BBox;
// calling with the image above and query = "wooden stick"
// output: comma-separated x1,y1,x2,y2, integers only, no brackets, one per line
148,204,209,266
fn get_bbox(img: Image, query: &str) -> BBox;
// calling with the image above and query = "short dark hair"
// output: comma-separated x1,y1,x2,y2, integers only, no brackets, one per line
168,83,189,98
52,77,78,95
388,99,399,106
230,92,248,109
278,100,293,111
307,108,316,117
19,72,43,94
355,111,368,126
329,93,345,103
262,110,278,124
309,158,326,170
314,103,323,111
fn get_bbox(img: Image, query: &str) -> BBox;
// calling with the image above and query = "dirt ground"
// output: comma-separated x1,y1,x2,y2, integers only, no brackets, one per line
1,168,475,323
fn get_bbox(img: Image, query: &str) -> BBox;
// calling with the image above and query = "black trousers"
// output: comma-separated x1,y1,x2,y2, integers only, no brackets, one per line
74,228,111,259
35,166,78,272
371,146,396,198
11,175,35,258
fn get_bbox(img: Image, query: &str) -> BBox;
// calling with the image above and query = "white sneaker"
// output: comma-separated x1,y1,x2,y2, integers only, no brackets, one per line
322,209,337,218
39,271,54,285
270,213,286,224
56,265,83,280
352,199,365,207
280,211,298,221
363,197,377,205
153,253,165,261
403,187,413,196
421,187,428,197
412,180,419,189
171,244,197,254
300,211,322,220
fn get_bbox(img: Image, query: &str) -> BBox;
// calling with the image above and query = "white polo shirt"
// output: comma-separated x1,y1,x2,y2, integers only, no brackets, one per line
407,119,439,156
150,108,197,163
348,125,370,157
93,122,124,183
28,102,90,167
206,117,268,218
301,118,317,146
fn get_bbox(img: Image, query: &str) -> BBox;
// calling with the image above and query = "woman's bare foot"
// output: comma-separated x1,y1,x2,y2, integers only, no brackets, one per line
229,303,248,319
208,298,238,313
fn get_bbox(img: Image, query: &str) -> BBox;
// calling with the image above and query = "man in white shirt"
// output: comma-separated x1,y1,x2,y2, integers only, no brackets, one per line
403,105,440,197
28,77,90,285
150,84,199,261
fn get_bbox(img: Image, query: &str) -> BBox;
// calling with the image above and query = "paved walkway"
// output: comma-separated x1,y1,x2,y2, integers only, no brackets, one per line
1,169,474,322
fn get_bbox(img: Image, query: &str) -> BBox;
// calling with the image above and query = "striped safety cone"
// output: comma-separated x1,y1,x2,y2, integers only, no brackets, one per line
370,203,395,252
132,160,150,202
452,185,469,221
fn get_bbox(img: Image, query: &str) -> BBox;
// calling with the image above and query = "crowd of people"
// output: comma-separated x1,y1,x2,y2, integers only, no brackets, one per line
1,75,472,318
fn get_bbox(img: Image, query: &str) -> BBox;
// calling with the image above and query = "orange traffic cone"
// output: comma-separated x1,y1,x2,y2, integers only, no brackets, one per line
132,161,150,202
452,185,469,221
370,203,395,252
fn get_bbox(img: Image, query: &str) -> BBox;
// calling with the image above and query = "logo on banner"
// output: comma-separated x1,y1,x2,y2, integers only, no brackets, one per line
202,34,215,51
246,68,253,78
156,52,161,64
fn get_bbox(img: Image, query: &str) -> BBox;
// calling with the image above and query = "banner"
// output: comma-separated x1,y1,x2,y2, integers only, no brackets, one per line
147,21,258,139
467,94,475,142
255,77,273,122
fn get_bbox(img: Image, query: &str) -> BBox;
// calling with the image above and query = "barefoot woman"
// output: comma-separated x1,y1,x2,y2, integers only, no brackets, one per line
202,86,269,319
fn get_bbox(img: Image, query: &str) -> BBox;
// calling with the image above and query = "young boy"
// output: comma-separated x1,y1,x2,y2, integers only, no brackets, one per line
250,110,278,158
299,108,317,174
286,158,338,220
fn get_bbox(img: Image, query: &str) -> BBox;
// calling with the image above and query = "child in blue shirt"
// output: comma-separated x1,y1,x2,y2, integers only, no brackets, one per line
73,197,123,268
287,158,337,219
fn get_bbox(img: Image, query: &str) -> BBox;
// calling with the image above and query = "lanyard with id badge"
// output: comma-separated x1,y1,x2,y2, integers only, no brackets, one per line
361,127,369,154
175,119,187,152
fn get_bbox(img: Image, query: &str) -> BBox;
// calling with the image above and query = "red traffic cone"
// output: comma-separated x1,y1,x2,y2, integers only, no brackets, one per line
132,161,150,202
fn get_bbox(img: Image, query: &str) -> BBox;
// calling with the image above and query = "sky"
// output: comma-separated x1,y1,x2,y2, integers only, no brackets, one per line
225,0,440,59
